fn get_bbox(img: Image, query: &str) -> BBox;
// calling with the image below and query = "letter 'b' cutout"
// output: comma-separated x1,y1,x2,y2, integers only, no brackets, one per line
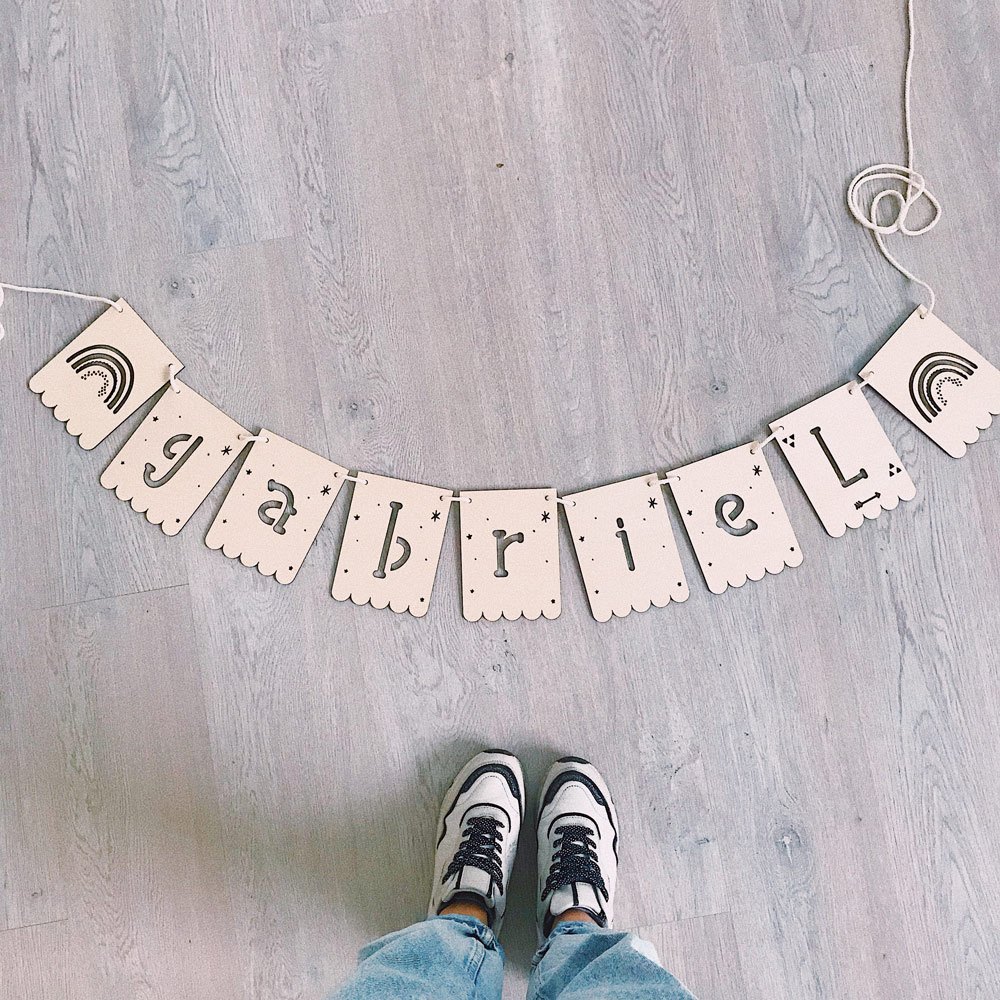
332,474,452,617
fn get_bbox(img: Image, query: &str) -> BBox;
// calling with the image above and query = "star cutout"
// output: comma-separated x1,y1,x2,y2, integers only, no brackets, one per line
466,533,472,540
541,511,551,522
152,416,159,422
221,445,232,456
686,510,693,517
578,536,585,542
321,485,331,496
353,514,360,521
753,465,762,476
431,510,441,521
246,468,252,476
648,497,658,508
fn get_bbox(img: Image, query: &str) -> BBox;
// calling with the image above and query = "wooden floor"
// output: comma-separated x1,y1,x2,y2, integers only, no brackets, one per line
2,1,1000,997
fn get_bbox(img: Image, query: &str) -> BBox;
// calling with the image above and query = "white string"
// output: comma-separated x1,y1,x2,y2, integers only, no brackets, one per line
0,281,122,342
167,363,182,394
440,494,473,503
238,432,271,443
750,424,784,454
846,0,940,313
335,471,370,485
544,493,576,507
646,474,680,487
848,369,876,394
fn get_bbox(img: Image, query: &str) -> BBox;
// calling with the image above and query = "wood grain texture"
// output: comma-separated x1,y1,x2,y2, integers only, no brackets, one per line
2,1,1000,998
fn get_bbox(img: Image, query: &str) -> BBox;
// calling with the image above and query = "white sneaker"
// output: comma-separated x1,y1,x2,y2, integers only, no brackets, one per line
536,756,619,940
429,750,525,932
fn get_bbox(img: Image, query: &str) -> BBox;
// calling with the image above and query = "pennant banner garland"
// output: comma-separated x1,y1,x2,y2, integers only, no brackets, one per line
15,295,1000,621
10,0,1000,623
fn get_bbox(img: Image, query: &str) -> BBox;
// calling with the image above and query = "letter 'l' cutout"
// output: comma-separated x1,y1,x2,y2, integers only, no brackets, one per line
670,444,802,595
332,474,452,616
459,488,560,622
771,383,915,537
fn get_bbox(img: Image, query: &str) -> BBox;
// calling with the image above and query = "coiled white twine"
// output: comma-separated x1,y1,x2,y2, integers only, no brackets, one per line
0,281,122,342
846,0,940,313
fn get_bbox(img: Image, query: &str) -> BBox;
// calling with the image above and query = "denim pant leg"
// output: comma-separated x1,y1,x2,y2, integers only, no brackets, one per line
527,922,696,1000
333,915,505,1000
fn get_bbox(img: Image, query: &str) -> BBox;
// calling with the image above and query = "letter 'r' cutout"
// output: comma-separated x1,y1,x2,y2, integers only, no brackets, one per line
332,474,452,617
459,488,560,622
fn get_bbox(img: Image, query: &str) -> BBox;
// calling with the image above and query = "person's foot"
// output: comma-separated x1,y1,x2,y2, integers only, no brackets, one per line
429,750,525,932
536,756,619,940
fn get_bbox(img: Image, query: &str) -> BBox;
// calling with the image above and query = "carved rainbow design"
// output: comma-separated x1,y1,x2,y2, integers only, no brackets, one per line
66,343,135,413
908,351,978,422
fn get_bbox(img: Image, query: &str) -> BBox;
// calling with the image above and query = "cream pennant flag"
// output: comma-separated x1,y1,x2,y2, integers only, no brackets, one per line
331,474,452,617
564,475,689,621
100,381,246,536
459,488,560,622
28,299,182,450
770,383,916,538
669,444,802,595
205,430,346,584
863,307,1000,458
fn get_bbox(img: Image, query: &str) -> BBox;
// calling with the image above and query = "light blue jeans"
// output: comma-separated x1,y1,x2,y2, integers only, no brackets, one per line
334,915,696,999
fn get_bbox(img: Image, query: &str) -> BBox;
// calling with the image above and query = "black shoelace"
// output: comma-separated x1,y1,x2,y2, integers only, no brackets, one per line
444,815,506,894
541,824,609,901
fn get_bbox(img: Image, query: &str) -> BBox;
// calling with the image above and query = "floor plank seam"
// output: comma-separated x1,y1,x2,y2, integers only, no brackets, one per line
41,581,191,612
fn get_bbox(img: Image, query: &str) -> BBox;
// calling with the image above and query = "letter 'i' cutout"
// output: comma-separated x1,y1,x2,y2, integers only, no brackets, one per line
565,475,688,622
863,307,1000,458
30,299,183,450
332,474,452,617
459,489,560,622
206,431,346,584
101,381,245,536
771,383,915,537
669,444,801,595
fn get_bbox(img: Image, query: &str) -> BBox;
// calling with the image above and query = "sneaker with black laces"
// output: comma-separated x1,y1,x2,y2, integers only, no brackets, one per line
429,750,525,932
536,756,619,940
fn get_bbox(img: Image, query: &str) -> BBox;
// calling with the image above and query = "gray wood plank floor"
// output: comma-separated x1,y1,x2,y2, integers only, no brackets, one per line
2,1,999,997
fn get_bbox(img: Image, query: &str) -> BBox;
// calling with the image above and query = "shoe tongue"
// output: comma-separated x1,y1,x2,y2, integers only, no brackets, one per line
548,882,602,922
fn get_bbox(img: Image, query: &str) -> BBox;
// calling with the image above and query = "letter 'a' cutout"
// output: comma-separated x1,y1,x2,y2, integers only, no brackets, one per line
205,431,346,584
771,384,916,537
864,307,1000,458
331,474,452,617
28,299,182,450
669,444,802,595
564,475,689,621
459,488,560,621
100,381,246,535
